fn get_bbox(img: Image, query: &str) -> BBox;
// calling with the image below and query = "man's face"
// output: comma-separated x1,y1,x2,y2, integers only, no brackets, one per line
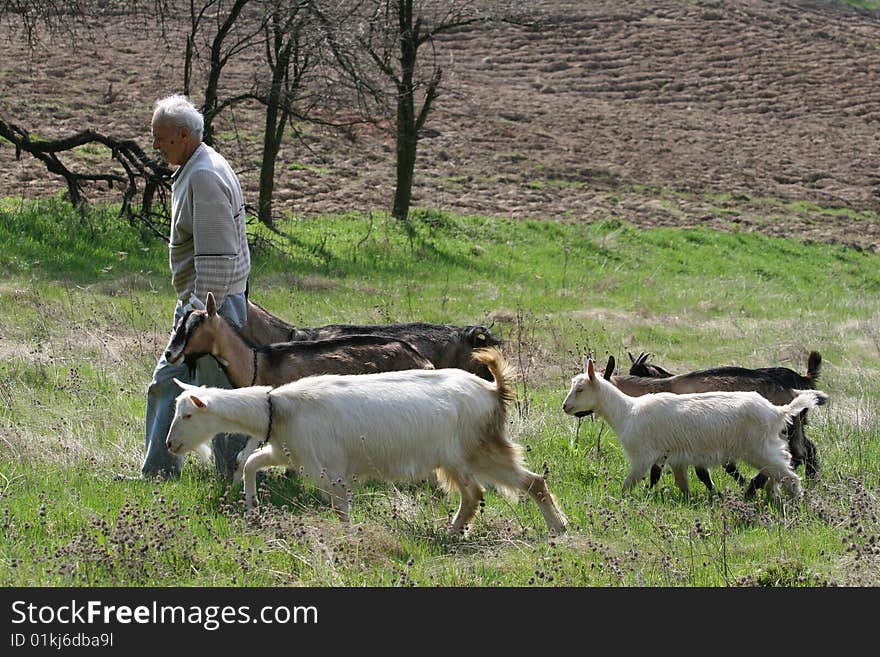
151,119,190,166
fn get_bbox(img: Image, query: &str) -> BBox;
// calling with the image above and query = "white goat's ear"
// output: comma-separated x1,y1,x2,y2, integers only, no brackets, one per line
206,292,217,317
587,358,596,381
190,395,206,409
582,356,589,374
173,377,199,391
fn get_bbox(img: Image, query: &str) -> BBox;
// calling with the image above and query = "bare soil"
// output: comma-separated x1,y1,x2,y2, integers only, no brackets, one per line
3,0,880,250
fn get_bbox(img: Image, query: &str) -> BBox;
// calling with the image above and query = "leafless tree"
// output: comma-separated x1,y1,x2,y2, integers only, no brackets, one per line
183,0,261,146
0,0,90,48
182,0,354,227
351,1,524,222
252,0,322,227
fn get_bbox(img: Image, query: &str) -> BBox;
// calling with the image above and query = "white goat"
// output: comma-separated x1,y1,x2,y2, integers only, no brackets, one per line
562,358,828,500
165,349,567,536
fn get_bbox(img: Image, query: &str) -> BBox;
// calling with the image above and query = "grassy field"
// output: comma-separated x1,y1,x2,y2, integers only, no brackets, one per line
1,197,879,586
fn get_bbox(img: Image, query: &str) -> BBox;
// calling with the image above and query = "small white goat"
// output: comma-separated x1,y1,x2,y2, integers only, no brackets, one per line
562,358,828,500
166,349,567,536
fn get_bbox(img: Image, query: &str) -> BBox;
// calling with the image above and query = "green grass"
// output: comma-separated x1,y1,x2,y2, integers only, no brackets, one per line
1,197,879,586
841,1,880,10
287,162,331,175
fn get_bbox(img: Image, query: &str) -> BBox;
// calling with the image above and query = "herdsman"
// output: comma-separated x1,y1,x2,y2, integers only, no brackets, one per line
142,94,251,480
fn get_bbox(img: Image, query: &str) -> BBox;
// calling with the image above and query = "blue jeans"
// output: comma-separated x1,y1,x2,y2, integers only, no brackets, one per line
141,293,249,480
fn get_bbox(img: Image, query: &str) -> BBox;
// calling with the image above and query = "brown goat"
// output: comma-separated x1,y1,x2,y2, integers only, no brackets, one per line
166,293,435,389
241,299,298,345
242,298,501,380
606,351,822,496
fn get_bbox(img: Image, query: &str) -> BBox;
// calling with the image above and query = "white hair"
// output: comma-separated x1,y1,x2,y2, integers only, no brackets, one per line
152,94,204,140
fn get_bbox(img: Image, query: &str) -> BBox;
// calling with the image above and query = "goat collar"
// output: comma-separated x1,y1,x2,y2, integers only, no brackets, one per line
251,349,258,387
260,390,274,448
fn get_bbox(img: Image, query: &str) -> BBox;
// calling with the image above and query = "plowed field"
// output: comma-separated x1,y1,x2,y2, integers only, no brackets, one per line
2,0,880,249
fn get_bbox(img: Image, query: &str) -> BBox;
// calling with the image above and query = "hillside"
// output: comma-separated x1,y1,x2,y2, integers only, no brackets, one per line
2,0,880,249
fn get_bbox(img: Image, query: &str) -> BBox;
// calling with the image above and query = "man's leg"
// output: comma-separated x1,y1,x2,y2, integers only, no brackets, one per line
142,303,190,479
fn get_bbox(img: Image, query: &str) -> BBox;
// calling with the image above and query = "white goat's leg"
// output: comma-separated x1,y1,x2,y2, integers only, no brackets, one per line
622,472,640,492
672,465,691,495
194,443,213,464
448,472,484,535
749,443,803,502
774,455,803,500
233,436,261,485
765,477,782,505
243,447,280,509
522,472,568,535
327,476,352,524
768,467,802,501
783,474,803,500
622,462,650,493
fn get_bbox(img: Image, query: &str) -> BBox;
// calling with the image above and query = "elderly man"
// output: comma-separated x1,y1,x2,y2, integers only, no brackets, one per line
142,94,251,480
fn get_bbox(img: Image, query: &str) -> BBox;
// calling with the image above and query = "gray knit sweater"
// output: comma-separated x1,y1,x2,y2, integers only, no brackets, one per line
168,143,250,308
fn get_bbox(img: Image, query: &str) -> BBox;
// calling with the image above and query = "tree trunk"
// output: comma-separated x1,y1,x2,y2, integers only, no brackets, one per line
258,137,279,229
393,91,417,221
392,3,418,222
257,11,296,229
258,86,282,228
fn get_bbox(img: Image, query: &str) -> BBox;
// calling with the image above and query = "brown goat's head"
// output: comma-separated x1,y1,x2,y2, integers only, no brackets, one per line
163,292,225,371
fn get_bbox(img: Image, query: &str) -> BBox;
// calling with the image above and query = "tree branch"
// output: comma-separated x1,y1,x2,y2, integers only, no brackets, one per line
0,118,172,236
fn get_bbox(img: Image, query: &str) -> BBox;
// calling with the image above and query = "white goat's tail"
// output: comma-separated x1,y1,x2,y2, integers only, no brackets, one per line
780,389,829,421
471,348,517,406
